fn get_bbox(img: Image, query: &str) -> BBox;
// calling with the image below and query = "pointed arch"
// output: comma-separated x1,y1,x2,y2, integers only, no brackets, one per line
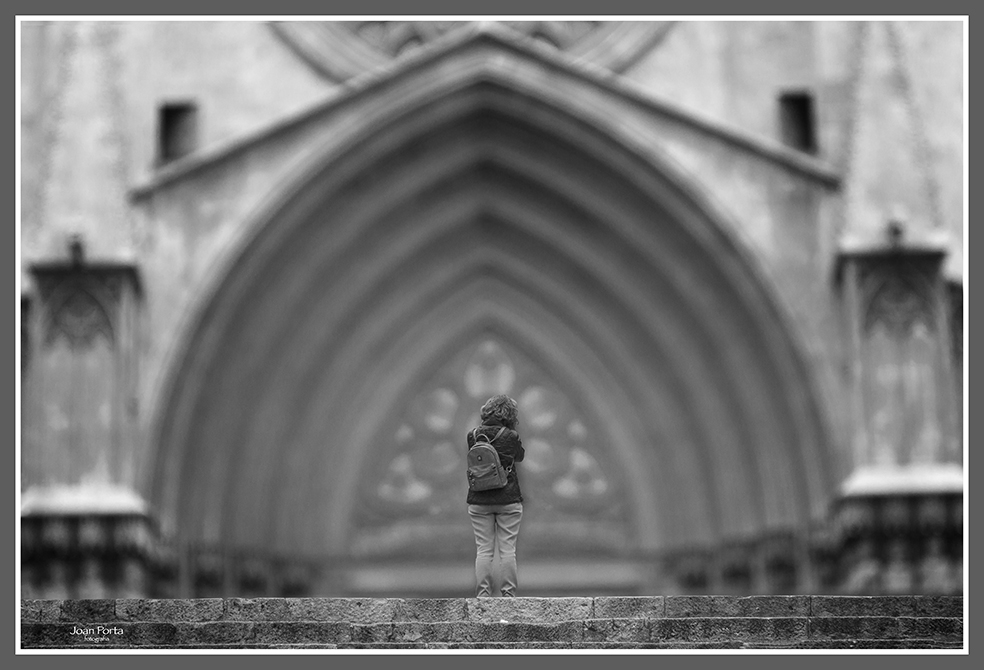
148,67,836,574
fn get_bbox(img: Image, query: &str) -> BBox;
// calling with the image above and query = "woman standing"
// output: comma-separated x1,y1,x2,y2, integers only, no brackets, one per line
466,394,526,597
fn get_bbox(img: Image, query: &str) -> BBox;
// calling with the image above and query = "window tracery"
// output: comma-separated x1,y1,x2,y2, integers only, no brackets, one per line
353,337,629,556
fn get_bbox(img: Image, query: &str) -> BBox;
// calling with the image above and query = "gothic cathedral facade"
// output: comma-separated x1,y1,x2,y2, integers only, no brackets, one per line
19,20,964,598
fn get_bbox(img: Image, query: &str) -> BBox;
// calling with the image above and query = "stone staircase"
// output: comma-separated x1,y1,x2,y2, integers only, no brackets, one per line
21,595,963,650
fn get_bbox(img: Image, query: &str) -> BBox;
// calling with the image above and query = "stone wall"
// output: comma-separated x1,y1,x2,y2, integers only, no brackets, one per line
20,595,963,649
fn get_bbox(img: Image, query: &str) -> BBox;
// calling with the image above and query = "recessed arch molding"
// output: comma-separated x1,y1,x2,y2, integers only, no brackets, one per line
148,77,836,592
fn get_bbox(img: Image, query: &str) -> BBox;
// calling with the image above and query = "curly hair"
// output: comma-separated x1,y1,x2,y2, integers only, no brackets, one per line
480,394,519,429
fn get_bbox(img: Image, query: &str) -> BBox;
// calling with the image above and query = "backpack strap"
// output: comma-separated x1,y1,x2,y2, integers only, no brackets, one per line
470,427,512,471
484,426,512,471
472,426,507,445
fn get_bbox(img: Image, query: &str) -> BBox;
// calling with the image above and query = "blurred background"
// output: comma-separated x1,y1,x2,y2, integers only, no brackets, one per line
18,19,964,599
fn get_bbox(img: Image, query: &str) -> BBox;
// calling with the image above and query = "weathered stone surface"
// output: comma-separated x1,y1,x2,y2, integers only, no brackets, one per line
391,622,455,643
18,597,966,649
262,644,341,649
183,643,341,649
56,599,117,622
398,622,474,644
650,617,707,643
251,621,351,645
127,623,178,647
224,597,291,621
795,639,964,650
651,616,808,644
455,642,578,649
665,595,809,618
117,598,223,622
579,641,665,649
763,617,810,642
809,616,901,640
393,598,467,622
337,642,434,649
649,641,746,649
740,596,810,617
21,600,42,623
21,624,63,648
37,601,62,623
350,623,394,643
21,622,129,648
742,642,809,649
506,620,584,642
913,596,963,618
34,644,132,650
171,622,254,646
285,597,399,623
811,596,915,617
464,597,592,622
592,596,664,619
711,617,806,644
583,618,650,644
898,617,962,641
389,620,585,643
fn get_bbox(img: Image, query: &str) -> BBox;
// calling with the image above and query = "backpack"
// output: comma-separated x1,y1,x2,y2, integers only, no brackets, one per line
466,426,510,492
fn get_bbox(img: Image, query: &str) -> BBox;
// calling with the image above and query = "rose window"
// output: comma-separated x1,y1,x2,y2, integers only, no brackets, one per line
353,338,630,557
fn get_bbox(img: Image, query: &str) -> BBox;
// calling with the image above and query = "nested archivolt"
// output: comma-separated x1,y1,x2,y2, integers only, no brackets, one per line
151,79,833,563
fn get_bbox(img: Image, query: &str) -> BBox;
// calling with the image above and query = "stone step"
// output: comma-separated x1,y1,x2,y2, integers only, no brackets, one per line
20,596,963,650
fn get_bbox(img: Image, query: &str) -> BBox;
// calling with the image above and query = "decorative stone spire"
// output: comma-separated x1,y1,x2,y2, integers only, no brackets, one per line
21,234,152,599
831,214,961,594
34,22,132,260
840,22,944,246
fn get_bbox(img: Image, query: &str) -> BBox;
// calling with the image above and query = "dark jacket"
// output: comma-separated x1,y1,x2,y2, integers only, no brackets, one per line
465,418,525,505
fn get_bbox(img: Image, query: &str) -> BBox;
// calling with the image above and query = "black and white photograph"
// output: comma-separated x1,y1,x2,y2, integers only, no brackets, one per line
16,15,967,653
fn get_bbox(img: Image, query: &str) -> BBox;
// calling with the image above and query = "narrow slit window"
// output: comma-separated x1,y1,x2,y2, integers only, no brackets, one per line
778,91,817,155
158,102,199,165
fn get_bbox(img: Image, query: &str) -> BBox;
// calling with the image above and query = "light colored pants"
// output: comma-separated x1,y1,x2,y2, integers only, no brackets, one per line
467,502,523,597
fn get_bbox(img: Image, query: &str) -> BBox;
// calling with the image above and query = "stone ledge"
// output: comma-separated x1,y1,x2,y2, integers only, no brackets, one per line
22,616,961,648
116,598,224,622
648,617,809,644
592,596,664,619
24,641,965,650
664,595,809,618
19,596,965,650
466,596,593,622
20,595,963,624
810,595,962,618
